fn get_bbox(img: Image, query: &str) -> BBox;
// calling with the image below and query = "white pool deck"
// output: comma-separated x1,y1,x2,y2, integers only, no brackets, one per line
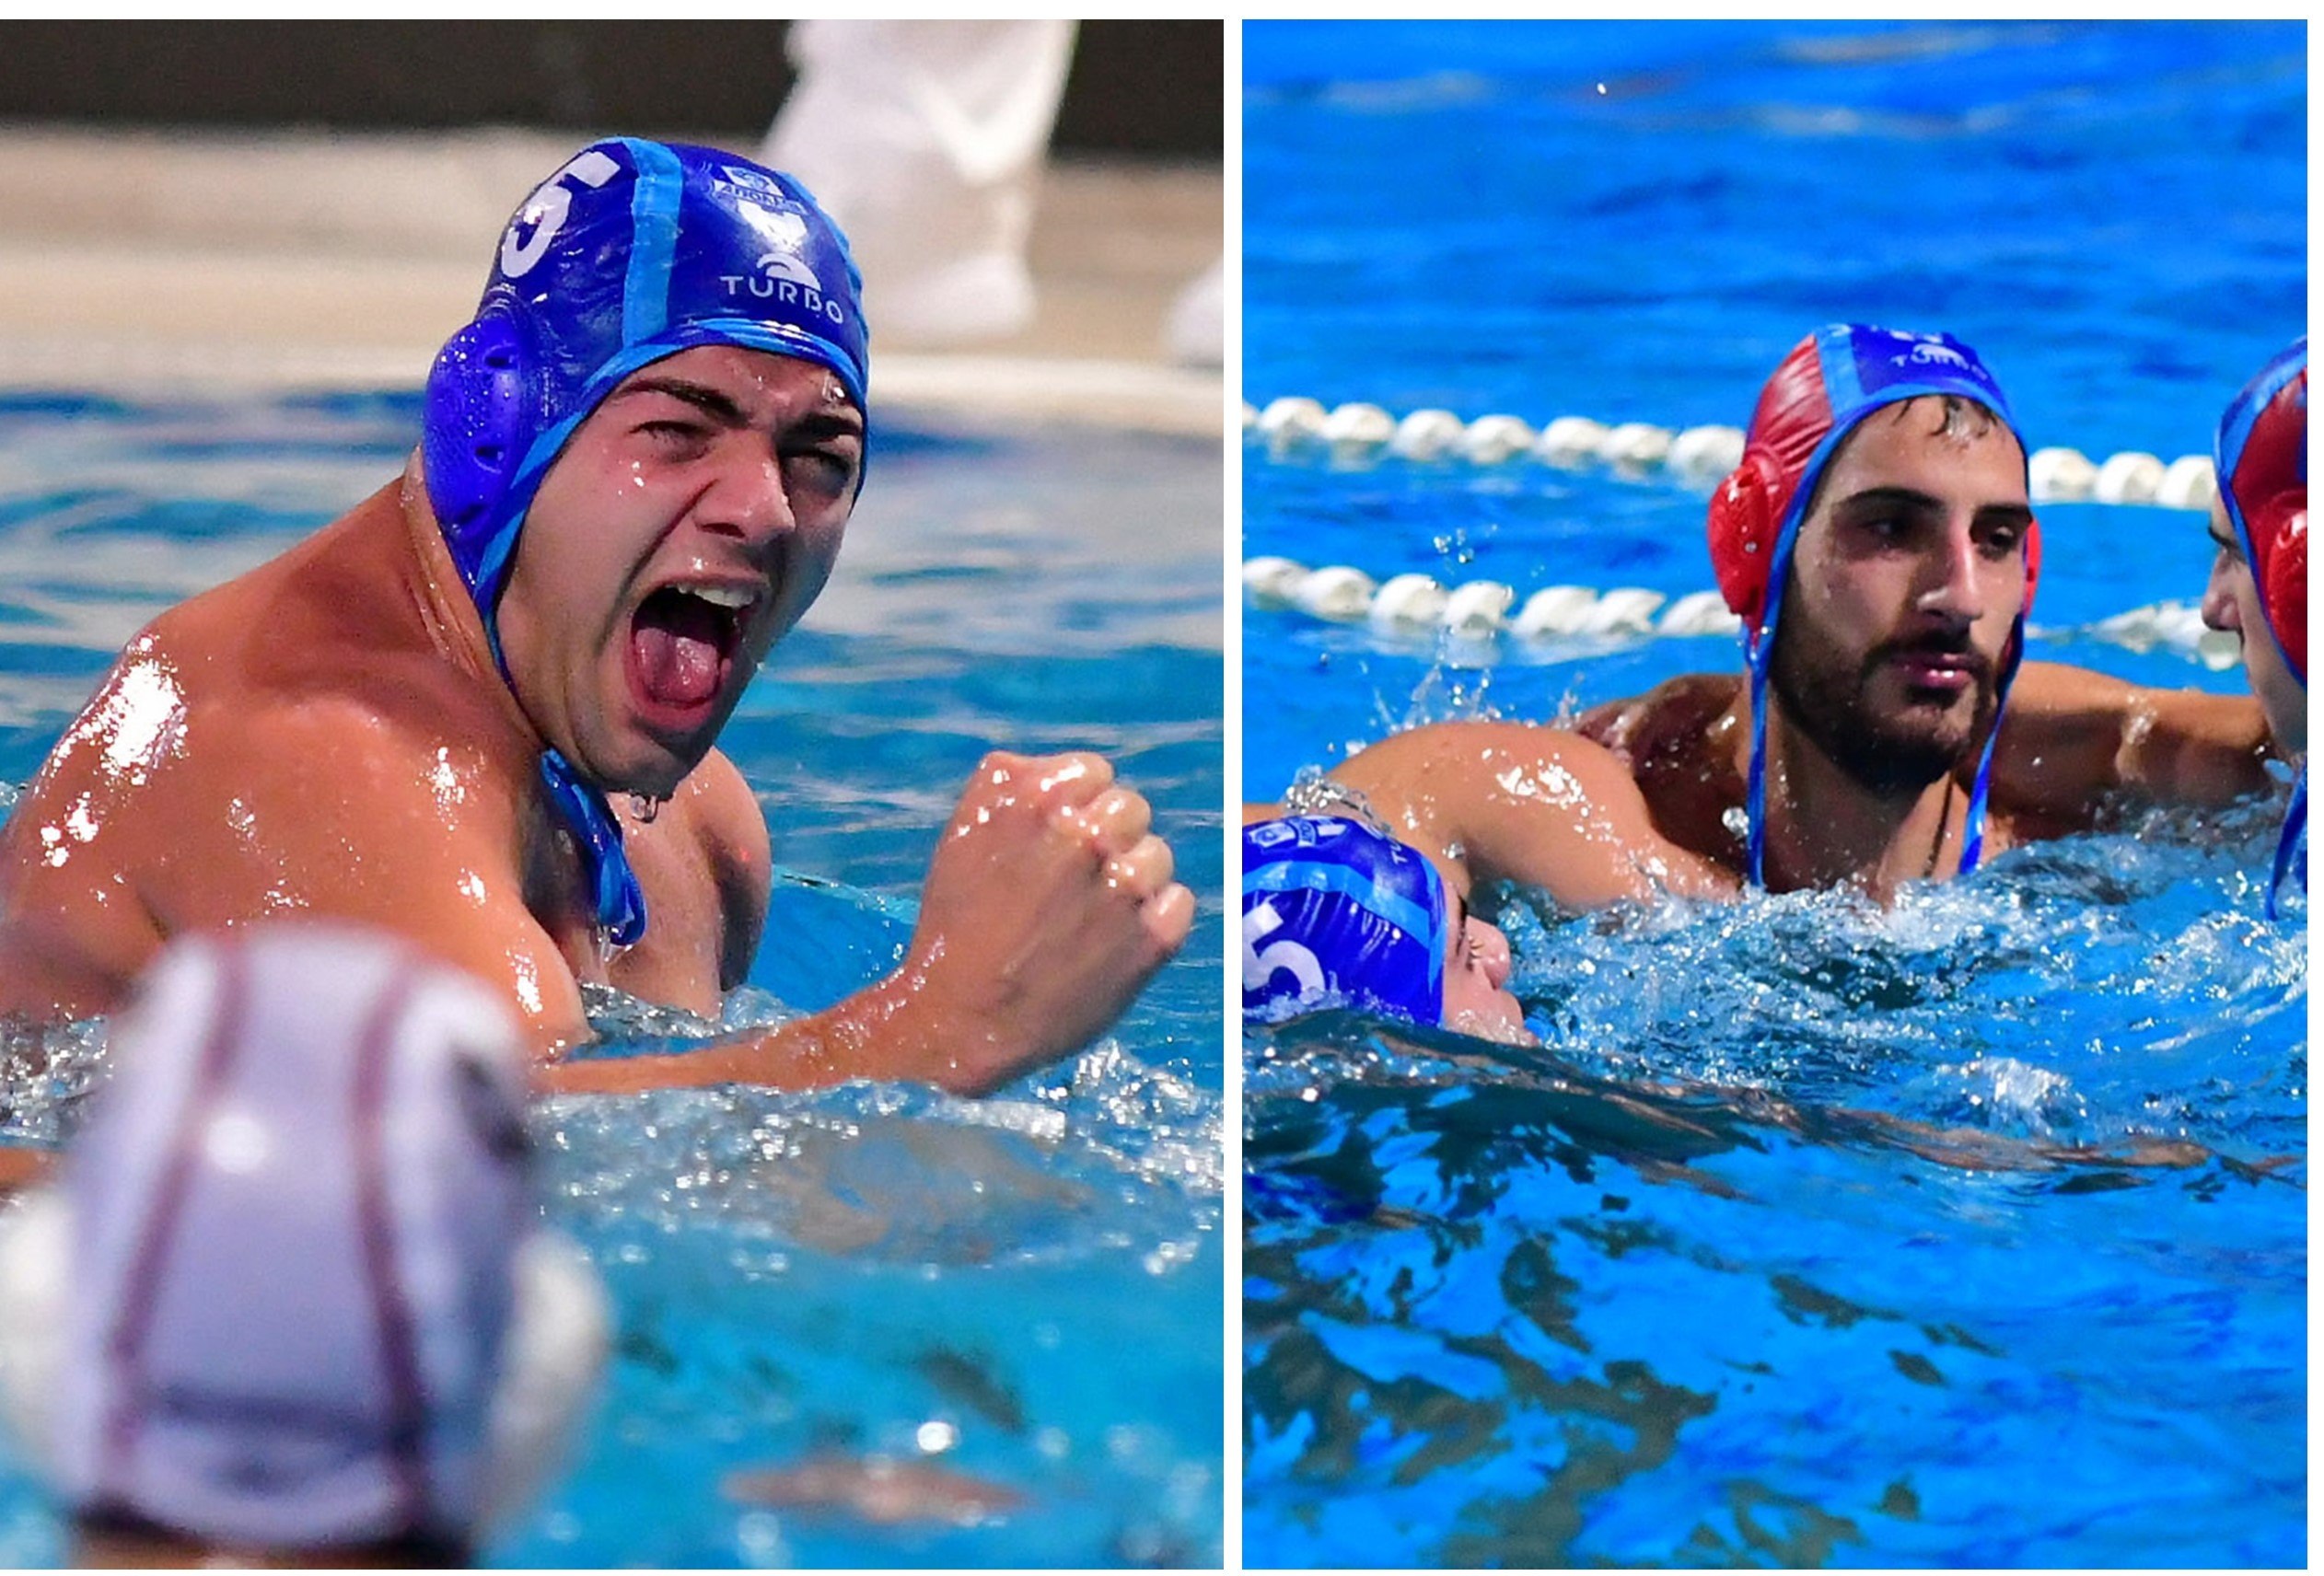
0,126,1226,436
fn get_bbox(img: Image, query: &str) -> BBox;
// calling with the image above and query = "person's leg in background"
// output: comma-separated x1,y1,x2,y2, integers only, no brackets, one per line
764,20,1076,348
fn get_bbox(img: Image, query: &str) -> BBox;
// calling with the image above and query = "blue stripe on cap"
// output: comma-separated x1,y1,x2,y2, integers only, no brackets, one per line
681,316,870,413
619,139,685,347
1244,858,1443,955
1813,324,1869,417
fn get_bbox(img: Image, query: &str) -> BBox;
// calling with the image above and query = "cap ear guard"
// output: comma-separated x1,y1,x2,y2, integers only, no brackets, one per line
1707,448,1786,634
0,1189,610,1550
2260,496,2306,682
2023,515,2043,612
423,309,533,606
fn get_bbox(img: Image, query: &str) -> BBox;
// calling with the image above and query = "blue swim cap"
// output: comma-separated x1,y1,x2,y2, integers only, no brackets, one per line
423,138,868,944
1707,324,2035,886
1243,816,1447,1026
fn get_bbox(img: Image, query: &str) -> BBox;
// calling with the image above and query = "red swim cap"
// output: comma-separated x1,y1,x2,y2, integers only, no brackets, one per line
1707,325,2042,886
1707,325,2040,644
2217,342,2307,683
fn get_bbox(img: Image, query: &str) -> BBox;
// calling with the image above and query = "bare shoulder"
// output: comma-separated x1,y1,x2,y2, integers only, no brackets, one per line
669,747,772,990
1577,672,1743,763
168,684,585,1039
0,618,552,1024
673,747,771,887
1993,660,2272,817
183,682,520,898
87,589,524,922
1330,718,1729,905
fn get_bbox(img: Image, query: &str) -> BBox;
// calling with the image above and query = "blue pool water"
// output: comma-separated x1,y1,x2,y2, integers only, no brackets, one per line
0,390,1224,1566
1244,20,2304,1568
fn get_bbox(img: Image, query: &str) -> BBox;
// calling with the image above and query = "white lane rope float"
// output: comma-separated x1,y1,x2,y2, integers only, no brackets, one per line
1243,555,2242,671
1242,398,2221,512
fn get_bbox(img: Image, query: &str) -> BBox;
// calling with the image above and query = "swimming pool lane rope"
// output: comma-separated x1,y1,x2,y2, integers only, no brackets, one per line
1244,398,2221,511
1244,397,2237,668
1244,560,2237,671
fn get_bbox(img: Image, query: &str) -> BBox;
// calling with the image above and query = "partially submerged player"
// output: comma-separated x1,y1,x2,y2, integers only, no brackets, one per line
2202,337,2306,913
1243,809,1526,1044
1236,811,2248,1185
1281,325,2272,912
0,139,1191,1095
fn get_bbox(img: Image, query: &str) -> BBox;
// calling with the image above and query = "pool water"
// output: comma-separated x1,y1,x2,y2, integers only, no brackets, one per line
0,389,1225,1566
1243,20,2304,1568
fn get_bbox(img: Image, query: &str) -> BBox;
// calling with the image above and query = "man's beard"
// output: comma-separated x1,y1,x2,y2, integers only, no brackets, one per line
1767,610,1997,800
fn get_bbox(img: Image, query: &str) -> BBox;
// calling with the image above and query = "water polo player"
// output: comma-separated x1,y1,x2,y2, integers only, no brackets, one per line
1243,812,1526,1044
2204,338,2306,914
0,138,1190,1095
1298,324,2275,907
0,926,608,1566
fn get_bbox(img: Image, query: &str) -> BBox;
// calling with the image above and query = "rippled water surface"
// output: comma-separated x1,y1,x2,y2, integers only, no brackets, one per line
1247,833,2305,1567
0,392,1225,1566
1244,20,2304,1568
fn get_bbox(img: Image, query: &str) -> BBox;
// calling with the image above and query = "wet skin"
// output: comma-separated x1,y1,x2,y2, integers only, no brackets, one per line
1277,398,2272,910
0,346,1192,1095
501,352,860,801
1441,891,1526,1044
2201,499,2305,755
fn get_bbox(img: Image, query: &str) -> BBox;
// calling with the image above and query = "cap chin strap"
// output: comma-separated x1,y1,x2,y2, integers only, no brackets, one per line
1743,627,1777,886
0,1190,610,1548
2268,766,2307,921
539,749,647,946
1955,614,2025,875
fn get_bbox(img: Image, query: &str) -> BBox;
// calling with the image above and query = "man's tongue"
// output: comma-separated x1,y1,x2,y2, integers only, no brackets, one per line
632,591,726,708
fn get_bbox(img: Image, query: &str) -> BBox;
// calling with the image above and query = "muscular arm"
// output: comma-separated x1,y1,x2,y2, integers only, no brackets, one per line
543,750,1193,1098
1325,721,1733,908
1574,665,2275,831
297,739,1189,1098
3,670,1189,1099
180,704,594,1037
1993,660,2274,824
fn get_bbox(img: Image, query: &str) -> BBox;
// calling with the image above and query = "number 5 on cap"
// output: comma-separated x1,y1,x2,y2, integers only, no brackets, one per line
501,148,621,280
1243,900,1324,997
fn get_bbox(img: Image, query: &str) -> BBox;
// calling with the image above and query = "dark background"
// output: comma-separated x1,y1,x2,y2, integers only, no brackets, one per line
0,20,1223,158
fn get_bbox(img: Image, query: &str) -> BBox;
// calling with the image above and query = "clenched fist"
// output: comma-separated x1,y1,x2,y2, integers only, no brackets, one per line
890,750,1194,1094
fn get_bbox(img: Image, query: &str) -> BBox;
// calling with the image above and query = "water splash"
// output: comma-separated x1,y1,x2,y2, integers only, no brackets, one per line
1246,808,2303,1568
